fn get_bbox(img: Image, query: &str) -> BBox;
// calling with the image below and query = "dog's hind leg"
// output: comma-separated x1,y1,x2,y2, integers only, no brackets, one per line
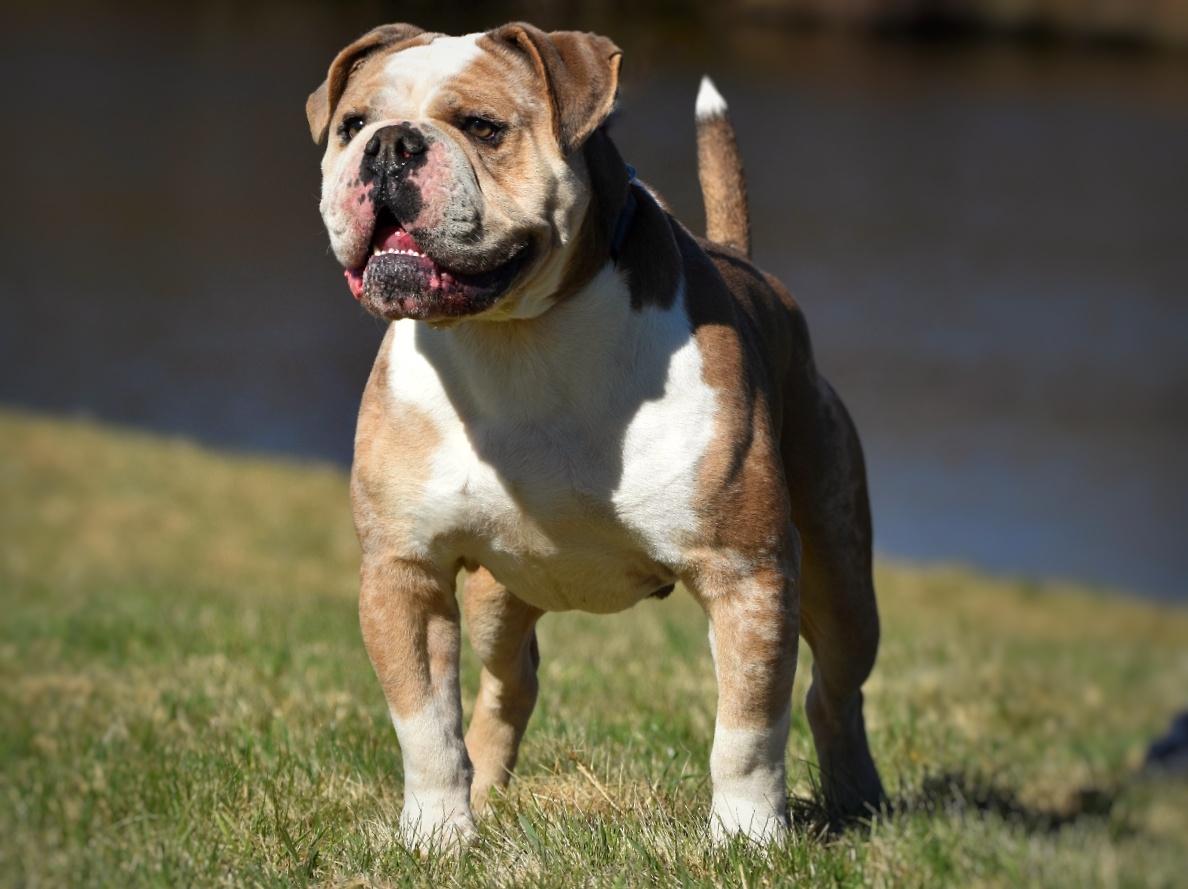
462,567,542,811
785,377,887,821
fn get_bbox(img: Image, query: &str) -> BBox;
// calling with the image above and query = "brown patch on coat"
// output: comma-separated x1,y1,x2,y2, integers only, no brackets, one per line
681,229,797,562
350,327,441,555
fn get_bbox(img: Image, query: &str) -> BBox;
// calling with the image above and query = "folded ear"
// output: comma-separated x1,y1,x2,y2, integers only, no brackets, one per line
306,23,427,145
489,23,622,155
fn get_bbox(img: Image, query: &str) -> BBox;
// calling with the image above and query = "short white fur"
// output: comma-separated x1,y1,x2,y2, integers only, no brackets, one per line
381,34,485,118
709,715,791,844
696,75,728,120
391,698,475,849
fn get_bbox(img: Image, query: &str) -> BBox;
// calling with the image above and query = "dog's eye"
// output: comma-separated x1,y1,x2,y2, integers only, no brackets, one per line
463,117,502,143
339,115,366,144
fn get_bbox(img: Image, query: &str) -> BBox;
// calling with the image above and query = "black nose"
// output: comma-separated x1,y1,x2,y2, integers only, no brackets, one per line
359,123,430,220
363,123,427,161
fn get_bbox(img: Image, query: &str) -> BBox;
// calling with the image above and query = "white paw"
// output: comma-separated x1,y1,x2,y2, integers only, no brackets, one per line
709,794,789,846
399,795,476,853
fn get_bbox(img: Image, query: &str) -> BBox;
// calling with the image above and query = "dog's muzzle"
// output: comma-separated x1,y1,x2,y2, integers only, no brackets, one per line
342,121,532,322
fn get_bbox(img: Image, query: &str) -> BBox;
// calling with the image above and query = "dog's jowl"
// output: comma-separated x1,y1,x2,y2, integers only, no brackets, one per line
307,22,886,848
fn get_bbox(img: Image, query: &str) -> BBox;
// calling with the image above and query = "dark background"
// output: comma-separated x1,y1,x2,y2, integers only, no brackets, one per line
2,1,1186,598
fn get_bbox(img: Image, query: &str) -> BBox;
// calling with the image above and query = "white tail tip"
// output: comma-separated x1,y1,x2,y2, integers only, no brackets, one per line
696,75,728,120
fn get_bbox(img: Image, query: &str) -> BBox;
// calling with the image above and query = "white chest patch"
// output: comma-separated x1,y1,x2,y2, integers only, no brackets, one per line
380,264,718,613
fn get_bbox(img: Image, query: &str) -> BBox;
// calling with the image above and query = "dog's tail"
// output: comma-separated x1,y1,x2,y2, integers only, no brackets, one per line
695,75,750,258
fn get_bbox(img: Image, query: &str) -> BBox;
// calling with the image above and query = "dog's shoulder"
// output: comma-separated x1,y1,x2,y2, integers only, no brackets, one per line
350,324,444,552
670,224,813,395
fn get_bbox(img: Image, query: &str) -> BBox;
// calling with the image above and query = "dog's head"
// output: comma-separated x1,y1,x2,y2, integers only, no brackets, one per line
307,23,624,323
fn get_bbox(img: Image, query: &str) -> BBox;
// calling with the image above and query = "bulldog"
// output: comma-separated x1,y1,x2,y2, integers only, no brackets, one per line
306,22,886,847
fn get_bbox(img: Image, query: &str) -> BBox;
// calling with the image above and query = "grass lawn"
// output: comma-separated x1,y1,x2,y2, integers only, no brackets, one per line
2,407,1186,887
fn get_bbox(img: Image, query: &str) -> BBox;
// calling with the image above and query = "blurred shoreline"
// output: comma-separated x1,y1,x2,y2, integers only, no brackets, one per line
718,0,1188,51
2,3,1184,599
250,0,1188,50
3,404,1182,607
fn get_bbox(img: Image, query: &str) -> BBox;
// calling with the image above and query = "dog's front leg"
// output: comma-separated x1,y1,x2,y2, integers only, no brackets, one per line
691,548,800,844
359,555,475,849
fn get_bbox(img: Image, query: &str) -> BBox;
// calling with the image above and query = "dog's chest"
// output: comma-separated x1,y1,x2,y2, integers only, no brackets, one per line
378,270,717,612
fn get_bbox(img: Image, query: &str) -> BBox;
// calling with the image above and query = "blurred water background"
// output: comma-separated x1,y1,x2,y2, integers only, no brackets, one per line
1,1,1185,598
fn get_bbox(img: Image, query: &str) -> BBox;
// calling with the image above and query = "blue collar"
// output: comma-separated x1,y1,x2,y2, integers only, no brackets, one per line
609,164,637,263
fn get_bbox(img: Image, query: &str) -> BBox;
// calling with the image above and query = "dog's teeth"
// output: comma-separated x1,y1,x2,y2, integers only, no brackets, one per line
370,246,426,258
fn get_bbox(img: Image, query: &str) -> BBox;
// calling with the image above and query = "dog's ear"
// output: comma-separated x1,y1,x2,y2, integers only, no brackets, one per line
490,23,622,155
306,23,427,145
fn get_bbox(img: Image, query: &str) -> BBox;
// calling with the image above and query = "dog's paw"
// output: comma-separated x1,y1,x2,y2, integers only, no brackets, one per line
708,794,789,846
399,795,476,854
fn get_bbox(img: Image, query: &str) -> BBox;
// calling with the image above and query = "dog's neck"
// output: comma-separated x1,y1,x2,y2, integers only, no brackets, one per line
402,130,690,420
409,260,661,424
518,128,639,312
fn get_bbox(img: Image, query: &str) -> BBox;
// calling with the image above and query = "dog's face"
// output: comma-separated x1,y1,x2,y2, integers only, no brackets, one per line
307,23,621,323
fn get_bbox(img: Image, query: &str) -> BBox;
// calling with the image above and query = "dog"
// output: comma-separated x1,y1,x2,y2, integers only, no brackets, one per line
307,22,886,848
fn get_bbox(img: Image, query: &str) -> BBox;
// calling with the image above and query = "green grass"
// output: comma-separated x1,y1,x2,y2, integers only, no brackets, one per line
2,407,1186,888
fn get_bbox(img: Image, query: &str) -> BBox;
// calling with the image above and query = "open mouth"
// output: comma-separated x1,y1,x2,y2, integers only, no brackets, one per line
344,209,530,321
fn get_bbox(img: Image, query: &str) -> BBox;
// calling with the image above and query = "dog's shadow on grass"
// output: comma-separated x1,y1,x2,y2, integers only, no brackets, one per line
790,770,1119,838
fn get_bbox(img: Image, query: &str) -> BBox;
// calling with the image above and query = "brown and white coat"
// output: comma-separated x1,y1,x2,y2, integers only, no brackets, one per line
308,22,886,848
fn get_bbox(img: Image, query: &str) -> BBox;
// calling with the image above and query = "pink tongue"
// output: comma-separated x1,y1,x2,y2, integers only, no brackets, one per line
373,225,420,252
